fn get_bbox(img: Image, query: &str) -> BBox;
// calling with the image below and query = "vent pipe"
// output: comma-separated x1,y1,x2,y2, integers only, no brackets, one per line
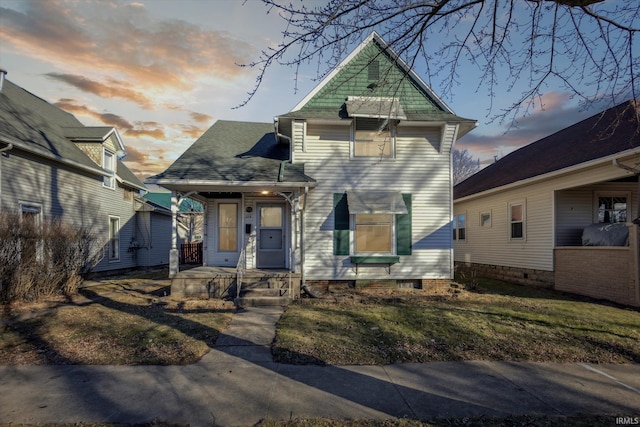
0,69,6,93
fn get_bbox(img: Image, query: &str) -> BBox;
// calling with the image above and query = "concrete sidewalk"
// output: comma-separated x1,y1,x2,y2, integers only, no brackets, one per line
0,307,638,426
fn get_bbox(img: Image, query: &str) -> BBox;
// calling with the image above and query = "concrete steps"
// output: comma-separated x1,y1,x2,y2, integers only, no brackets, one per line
234,273,299,308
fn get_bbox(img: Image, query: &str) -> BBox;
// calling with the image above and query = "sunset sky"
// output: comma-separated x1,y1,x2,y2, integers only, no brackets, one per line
0,0,632,179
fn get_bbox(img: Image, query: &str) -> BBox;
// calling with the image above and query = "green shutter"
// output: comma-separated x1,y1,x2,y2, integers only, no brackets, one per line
333,193,350,255
396,193,412,255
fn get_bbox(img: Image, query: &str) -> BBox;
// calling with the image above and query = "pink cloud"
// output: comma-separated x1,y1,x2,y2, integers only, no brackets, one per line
1,0,255,96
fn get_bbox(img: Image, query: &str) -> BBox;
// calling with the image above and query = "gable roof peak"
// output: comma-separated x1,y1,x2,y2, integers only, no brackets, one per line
287,31,461,120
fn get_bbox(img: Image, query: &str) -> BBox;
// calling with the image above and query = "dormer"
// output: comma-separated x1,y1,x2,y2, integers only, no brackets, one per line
63,127,126,189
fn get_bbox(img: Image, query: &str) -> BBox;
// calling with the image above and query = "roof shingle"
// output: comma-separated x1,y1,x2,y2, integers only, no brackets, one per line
454,100,640,200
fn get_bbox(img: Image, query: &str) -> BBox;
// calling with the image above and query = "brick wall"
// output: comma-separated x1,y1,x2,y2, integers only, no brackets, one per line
455,262,555,288
554,246,639,306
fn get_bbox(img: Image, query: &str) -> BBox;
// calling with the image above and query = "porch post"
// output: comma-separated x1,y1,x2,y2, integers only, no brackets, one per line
169,190,180,278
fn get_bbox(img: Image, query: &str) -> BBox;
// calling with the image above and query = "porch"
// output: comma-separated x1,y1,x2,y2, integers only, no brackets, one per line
554,224,640,307
170,266,302,305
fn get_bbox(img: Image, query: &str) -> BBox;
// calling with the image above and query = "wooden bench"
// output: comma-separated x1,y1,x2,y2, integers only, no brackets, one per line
350,256,400,274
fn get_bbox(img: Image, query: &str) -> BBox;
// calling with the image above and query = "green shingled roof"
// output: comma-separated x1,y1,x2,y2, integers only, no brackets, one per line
147,120,315,184
279,34,474,126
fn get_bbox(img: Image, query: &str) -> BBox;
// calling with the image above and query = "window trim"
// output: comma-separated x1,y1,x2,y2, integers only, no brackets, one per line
216,201,240,253
351,118,396,159
480,211,492,228
108,216,120,262
453,212,466,241
509,200,526,241
19,202,44,262
353,213,396,255
594,191,630,224
103,148,116,189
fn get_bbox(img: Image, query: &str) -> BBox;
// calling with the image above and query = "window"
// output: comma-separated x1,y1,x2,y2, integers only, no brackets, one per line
480,212,491,228
20,203,43,262
598,196,627,223
353,118,393,158
355,214,393,253
109,216,120,261
334,193,412,256
218,203,238,252
103,149,115,189
453,213,466,241
510,202,525,239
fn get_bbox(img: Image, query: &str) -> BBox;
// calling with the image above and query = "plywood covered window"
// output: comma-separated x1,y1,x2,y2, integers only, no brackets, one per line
333,192,411,256
218,203,238,252
353,118,393,158
355,214,393,253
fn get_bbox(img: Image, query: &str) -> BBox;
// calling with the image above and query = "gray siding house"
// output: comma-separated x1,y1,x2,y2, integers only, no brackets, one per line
147,32,476,300
0,74,168,273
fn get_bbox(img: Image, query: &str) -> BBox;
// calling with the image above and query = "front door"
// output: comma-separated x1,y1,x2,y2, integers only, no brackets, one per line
256,203,286,268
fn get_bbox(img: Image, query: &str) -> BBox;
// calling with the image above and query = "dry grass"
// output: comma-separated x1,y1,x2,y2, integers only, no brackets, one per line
0,271,234,365
274,279,640,365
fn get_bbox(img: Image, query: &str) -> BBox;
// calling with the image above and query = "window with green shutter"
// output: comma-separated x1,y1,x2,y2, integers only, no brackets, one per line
333,192,412,256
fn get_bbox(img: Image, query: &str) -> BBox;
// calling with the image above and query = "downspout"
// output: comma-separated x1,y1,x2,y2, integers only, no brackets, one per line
0,142,14,212
299,185,317,298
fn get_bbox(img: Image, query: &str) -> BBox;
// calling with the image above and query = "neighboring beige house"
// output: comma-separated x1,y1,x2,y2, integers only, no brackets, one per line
147,32,476,301
453,100,640,307
0,74,171,273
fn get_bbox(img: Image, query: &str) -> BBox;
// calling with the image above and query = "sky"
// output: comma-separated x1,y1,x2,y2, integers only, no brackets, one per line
0,0,634,179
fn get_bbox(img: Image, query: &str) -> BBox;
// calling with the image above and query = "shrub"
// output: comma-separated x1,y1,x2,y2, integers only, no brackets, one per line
0,211,99,303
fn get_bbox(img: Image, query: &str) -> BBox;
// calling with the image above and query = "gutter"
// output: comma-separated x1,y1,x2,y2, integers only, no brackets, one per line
612,158,640,174
0,143,13,155
0,134,110,177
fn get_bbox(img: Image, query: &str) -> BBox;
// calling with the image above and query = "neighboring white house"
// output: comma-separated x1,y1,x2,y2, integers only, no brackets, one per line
0,74,170,273
453,100,640,307
147,32,476,296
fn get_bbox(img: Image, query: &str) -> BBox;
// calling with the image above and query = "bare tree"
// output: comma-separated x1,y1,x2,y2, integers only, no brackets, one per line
453,148,480,184
241,0,638,123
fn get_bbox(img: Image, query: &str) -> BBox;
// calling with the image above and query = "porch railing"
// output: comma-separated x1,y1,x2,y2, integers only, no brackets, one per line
236,247,246,299
180,242,202,264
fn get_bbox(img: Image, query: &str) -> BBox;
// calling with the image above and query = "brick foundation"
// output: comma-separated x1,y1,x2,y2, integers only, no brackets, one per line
304,278,453,292
455,262,555,289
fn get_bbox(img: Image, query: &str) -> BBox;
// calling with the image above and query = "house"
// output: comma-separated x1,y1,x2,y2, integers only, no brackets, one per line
0,72,169,273
453,100,640,307
146,32,476,300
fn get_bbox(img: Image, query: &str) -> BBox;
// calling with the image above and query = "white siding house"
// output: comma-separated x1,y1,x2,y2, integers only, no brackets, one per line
148,32,476,300
454,100,640,307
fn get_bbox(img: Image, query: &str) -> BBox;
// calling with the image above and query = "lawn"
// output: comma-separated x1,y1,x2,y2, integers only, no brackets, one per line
0,270,235,365
273,279,640,365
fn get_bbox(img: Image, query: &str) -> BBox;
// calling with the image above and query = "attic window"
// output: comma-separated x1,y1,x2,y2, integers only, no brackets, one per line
368,60,380,80
103,149,115,189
